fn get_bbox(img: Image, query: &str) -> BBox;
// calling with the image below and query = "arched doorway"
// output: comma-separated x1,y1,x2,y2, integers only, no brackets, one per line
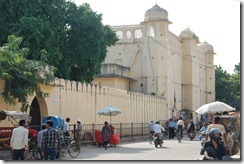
29,97,41,131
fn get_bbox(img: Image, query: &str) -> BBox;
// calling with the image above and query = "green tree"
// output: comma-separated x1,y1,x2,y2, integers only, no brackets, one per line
215,65,231,103
0,35,56,112
0,0,118,83
228,63,240,110
215,64,240,111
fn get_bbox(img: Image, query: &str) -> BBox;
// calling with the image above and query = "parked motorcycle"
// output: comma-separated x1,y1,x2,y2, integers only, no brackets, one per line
153,133,164,148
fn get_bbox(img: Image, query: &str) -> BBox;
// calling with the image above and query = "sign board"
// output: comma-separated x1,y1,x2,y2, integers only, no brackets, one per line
52,96,59,104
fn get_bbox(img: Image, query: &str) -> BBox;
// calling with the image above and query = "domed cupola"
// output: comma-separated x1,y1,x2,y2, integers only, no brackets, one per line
179,27,197,39
144,4,168,21
198,41,215,54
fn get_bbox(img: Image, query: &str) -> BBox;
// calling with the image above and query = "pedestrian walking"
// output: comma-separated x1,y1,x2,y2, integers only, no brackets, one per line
102,121,111,149
63,118,70,147
76,118,82,145
41,120,60,160
10,119,29,160
37,123,47,160
63,118,70,137
168,118,175,139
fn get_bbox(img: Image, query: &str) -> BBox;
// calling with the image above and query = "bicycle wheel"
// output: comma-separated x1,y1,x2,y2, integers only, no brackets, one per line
68,141,80,158
33,146,42,160
56,147,63,160
26,148,34,160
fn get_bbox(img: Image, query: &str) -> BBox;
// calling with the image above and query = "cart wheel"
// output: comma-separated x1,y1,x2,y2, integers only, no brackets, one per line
98,143,101,147
114,144,116,147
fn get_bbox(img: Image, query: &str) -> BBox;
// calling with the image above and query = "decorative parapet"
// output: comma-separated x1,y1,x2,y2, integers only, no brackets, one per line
111,24,142,30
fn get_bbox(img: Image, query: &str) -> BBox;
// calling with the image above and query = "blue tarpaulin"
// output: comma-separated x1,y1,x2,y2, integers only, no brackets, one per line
42,115,64,130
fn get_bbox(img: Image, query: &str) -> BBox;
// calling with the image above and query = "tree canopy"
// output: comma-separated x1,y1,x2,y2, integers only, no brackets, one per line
0,0,118,83
0,35,56,112
215,63,240,111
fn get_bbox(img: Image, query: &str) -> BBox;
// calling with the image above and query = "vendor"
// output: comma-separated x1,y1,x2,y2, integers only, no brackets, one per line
109,124,115,134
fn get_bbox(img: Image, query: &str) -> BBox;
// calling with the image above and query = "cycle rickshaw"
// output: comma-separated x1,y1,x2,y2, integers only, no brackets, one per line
41,115,80,160
0,110,38,160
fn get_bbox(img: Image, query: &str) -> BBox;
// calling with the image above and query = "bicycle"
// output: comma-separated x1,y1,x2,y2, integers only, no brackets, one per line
56,135,80,160
10,139,38,160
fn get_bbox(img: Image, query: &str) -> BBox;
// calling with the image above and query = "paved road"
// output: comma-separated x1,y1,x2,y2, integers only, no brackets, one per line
63,135,205,160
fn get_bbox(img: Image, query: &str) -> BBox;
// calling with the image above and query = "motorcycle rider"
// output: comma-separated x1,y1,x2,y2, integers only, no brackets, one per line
199,122,208,141
153,121,165,143
205,116,229,151
148,120,155,143
203,128,231,160
187,121,196,139
176,117,185,138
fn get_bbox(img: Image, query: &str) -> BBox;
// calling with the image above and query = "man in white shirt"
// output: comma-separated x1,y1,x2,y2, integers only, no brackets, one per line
63,118,70,136
177,117,185,138
10,119,29,160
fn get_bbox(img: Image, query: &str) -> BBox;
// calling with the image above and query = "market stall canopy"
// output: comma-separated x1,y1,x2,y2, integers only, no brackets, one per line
97,105,122,123
0,110,31,122
97,106,122,116
195,101,235,115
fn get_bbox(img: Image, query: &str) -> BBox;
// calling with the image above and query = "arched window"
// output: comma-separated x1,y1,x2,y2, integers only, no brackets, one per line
127,31,131,39
116,31,123,39
148,26,155,37
135,30,142,38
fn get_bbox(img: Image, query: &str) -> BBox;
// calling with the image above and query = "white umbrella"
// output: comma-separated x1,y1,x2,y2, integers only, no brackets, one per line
97,105,122,123
195,101,235,115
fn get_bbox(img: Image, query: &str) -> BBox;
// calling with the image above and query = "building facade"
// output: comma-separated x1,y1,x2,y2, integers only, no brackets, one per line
0,4,216,128
92,4,216,122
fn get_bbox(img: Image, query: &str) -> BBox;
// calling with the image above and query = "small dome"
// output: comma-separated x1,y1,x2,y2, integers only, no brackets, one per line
179,27,197,39
144,4,168,21
198,41,214,53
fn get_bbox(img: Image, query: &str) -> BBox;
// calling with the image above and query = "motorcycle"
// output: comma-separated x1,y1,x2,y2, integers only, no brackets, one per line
149,131,154,144
176,128,182,143
153,133,164,148
187,131,196,140
200,132,206,146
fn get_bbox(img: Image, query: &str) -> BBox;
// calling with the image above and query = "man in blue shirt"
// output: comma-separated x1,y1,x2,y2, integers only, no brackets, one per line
37,123,46,160
168,118,175,139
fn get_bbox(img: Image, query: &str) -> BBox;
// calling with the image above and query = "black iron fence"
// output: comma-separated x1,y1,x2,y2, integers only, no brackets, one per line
25,121,170,144
69,122,151,143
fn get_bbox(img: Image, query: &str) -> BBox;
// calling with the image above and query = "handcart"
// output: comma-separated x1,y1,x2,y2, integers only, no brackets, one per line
0,110,38,160
0,110,34,150
94,130,120,147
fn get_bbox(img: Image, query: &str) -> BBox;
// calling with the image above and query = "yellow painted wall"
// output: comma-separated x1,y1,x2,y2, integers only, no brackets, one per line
0,78,167,127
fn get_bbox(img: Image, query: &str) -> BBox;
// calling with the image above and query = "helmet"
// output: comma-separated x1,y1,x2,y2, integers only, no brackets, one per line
209,128,222,142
